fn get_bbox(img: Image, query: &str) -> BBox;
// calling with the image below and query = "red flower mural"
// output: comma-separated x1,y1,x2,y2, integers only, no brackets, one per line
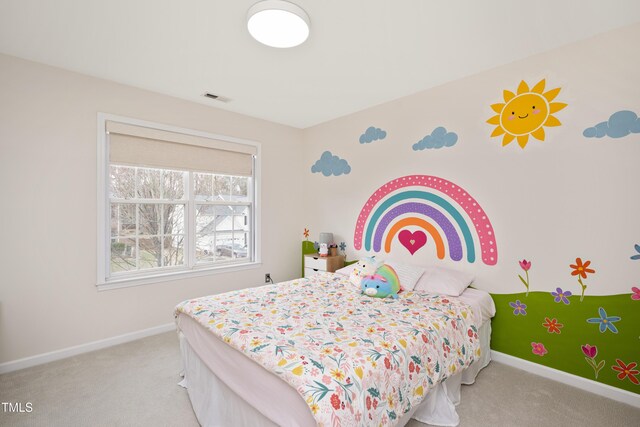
570,258,595,279
581,344,605,379
569,257,596,301
611,359,639,385
542,317,563,334
518,259,532,296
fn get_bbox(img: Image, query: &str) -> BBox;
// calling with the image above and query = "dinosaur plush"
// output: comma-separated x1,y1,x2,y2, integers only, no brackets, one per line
361,264,401,299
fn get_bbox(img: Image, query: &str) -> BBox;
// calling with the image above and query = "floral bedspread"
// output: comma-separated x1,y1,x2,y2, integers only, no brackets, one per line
175,272,480,426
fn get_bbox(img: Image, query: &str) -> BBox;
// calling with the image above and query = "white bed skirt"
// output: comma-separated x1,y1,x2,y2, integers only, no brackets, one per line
179,335,279,427
178,321,492,427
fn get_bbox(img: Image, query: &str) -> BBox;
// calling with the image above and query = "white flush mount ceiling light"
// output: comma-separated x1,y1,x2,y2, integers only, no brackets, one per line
247,0,310,48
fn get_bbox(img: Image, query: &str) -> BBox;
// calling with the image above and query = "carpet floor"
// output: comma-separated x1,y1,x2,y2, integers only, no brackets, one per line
1,331,637,426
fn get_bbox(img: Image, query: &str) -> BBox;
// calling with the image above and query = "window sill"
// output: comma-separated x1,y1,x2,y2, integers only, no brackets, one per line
97,261,262,291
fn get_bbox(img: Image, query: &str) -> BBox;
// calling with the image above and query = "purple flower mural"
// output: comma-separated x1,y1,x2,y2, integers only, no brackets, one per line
509,300,527,316
551,287,572,305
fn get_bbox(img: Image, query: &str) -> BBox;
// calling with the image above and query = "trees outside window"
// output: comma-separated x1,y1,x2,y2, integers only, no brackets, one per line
109,166,251,277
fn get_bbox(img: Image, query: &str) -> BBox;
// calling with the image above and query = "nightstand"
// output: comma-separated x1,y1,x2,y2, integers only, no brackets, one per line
304,254,345,278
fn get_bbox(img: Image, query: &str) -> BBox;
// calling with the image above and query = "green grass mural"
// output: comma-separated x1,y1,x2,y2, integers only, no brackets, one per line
491,291,640,394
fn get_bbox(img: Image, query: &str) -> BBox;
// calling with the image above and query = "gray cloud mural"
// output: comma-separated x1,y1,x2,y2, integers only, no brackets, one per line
583,110,640,139
311,151,351,176
413,126,458,150
359,126,387,144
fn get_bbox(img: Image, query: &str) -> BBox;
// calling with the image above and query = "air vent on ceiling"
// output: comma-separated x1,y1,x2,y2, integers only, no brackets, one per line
203,92,231,103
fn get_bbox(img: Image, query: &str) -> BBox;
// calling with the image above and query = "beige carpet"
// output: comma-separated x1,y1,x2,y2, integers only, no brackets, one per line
1,332,638,426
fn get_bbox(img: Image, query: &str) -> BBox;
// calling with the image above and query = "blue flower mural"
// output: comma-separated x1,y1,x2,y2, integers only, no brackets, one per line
586,307,621,333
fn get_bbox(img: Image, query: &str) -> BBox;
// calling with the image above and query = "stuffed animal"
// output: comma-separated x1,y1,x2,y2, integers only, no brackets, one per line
361,264,401,299
349,256,382,288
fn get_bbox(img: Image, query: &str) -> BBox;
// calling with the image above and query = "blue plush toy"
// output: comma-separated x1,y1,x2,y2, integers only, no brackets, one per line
361,264,401,299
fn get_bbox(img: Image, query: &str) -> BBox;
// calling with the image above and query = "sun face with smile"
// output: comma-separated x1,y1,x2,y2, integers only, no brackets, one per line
487,79,567,149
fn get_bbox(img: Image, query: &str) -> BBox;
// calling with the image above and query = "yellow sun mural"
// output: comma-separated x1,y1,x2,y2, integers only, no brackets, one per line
487,79,567,149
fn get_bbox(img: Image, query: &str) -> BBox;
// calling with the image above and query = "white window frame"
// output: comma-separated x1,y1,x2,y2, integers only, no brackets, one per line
97,113,261,290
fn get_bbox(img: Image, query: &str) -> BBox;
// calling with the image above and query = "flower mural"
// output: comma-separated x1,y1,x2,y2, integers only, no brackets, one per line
509,300,527,315
542,317,563,334
304,228,310,240
611,360,639,385
491,281,635,394
339,241,347,255
570,258,595,279
531,342,547,356
581,344,597,359
581,344,605,379
586,307,621,334
518,259,532,296
631,244,640,260
569,257,595,301
551,287,572,305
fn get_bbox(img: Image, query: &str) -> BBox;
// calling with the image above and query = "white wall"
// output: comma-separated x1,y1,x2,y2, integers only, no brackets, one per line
301,23,640,295
2,23,638,366
0,54,305,363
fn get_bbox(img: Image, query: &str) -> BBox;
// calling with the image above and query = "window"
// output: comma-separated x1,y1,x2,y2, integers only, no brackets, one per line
98,115,260,288
110,166,186,273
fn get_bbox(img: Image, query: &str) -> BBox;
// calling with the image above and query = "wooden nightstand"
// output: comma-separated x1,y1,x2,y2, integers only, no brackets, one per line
304,253,345,278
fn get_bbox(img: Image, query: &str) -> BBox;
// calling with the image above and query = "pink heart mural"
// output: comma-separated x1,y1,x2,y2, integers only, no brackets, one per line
398,230,427,255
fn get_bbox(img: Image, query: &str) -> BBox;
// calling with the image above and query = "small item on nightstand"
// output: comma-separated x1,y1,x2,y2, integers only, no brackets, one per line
329,244,338,256
318,232,334,257
319,243,329,257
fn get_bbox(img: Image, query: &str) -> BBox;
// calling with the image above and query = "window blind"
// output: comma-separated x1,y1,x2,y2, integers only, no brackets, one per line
106,121,255,176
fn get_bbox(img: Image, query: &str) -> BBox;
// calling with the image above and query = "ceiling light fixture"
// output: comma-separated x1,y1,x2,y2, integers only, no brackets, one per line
247,0,310,48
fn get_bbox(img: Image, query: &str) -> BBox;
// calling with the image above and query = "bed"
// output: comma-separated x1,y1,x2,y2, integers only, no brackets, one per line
175,271,495,426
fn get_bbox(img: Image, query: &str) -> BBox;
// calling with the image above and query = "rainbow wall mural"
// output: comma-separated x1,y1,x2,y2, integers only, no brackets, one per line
353,175,498,265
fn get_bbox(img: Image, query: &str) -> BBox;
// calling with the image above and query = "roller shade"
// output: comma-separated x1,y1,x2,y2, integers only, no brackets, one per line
107,121,256,176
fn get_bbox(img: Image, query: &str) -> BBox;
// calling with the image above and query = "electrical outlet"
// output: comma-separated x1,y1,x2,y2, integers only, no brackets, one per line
265,273,271,283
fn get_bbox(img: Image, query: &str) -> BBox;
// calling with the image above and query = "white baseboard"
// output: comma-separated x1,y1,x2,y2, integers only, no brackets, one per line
0,323,175,374
491,350,640,408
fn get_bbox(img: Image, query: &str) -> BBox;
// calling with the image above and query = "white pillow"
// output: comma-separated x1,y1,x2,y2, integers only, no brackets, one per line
385,261,426,291
335,264,357,276
414,266,474,296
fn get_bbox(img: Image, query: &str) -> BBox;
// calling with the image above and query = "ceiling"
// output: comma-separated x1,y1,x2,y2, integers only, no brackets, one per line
1,0,639,128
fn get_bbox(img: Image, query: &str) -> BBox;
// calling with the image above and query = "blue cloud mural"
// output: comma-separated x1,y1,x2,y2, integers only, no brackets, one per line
359,126,387,144
583,110,640,139
412,126,458,150
311,151,351,177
